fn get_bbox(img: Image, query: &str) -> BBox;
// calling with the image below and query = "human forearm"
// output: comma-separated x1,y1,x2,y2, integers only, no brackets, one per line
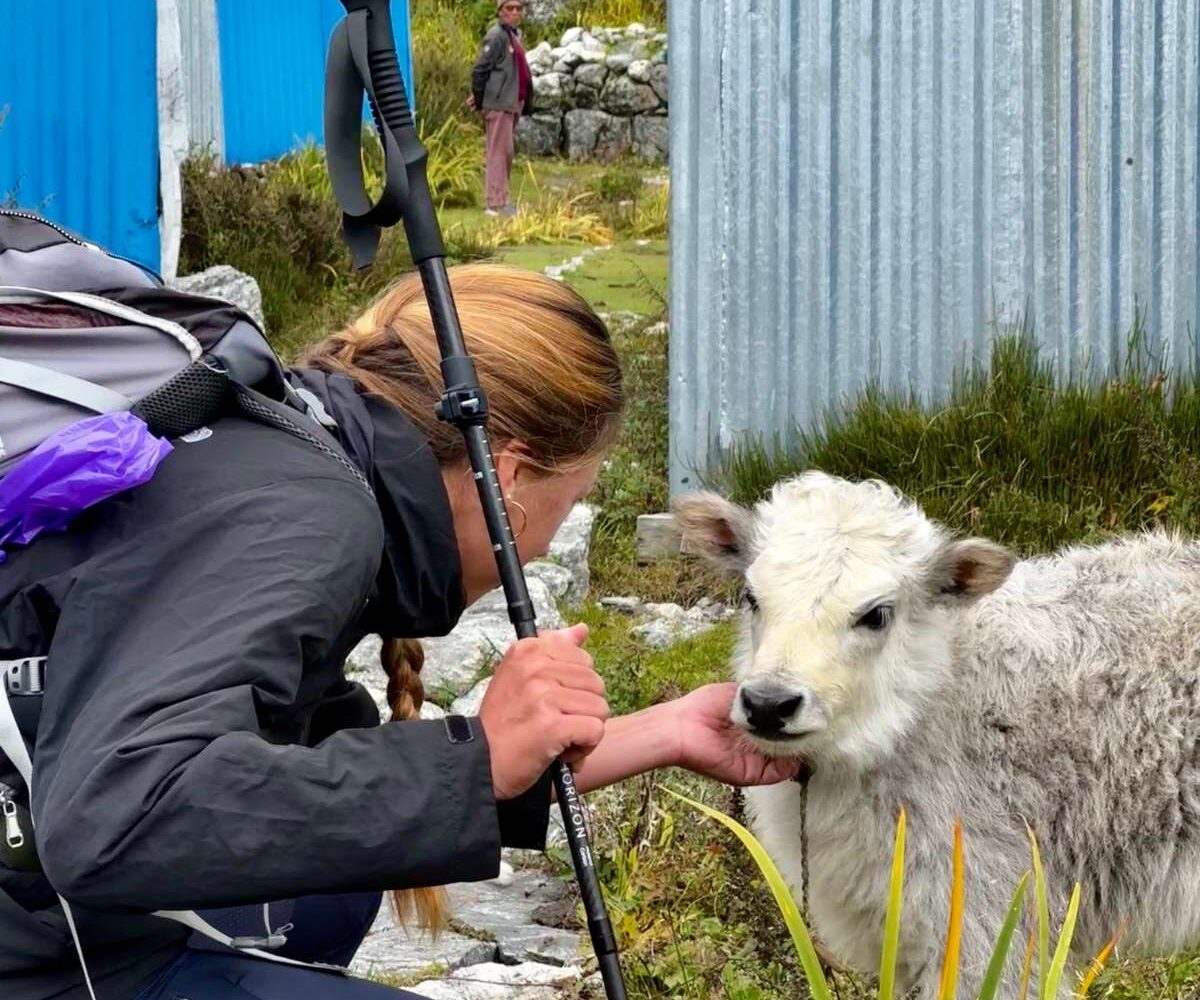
568,703,681,795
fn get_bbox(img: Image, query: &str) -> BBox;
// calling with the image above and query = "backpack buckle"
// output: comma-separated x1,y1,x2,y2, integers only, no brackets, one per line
4,657,46,697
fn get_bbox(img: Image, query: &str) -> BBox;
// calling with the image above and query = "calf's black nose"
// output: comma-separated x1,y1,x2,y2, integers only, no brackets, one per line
739,686,805,734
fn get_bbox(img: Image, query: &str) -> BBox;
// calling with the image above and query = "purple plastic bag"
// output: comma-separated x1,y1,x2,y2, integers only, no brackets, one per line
0,412,173,562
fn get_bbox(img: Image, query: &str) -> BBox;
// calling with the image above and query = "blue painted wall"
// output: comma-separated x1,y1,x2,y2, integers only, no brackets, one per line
217,0,413,165
0,0,161,270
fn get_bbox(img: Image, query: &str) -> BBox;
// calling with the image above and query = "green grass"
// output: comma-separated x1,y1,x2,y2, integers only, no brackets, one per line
708,331,1200,556
566,240,668,315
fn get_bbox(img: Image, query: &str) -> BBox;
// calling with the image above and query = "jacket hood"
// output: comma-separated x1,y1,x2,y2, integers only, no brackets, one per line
289,368,466,638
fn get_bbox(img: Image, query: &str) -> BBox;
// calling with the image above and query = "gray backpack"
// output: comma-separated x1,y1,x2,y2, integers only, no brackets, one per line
0,209,366,481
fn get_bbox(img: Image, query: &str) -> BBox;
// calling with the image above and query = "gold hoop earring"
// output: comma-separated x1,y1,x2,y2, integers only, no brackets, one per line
507,497,528,540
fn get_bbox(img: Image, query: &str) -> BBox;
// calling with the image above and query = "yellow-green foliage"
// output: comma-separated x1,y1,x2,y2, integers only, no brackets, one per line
665,792,1113,1000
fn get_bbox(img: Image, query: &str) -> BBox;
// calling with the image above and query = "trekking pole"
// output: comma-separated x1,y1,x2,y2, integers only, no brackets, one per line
323,5,627,998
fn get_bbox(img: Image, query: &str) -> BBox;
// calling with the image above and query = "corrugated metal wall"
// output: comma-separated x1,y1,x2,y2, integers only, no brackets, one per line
0,0,161,269
669,0,1200,494
217,0,414,165
178,0,225,160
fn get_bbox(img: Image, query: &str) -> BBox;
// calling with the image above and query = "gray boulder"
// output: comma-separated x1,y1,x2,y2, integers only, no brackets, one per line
524,560,574,601
564,109,632,162
526,41,555,75
450,677,490,717
648,63,668,102
170,265,265,331
630,599,736,649
626,59,653,84
561,26,585,45
633,115,669,161
604,52,633,73
546,503,595,602
600,74,660,116
350,904,492,979
531,71,570,112
410,962,583,1000
573,62,608,91
344,578,565,704
425,579,566,695
516,113,562,157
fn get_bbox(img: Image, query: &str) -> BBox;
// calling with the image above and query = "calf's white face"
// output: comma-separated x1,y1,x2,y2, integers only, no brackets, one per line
674,472,1015,764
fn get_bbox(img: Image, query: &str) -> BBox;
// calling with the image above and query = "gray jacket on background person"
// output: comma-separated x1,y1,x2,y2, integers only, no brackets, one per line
472,22,531,114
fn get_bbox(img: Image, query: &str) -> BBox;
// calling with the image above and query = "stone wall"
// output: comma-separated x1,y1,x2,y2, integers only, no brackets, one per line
517,24,669,162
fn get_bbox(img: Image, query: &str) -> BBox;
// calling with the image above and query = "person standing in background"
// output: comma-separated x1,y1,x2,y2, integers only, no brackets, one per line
469,0,534,217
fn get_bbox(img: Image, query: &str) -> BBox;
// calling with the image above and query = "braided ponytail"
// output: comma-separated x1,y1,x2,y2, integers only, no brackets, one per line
383,638,449,930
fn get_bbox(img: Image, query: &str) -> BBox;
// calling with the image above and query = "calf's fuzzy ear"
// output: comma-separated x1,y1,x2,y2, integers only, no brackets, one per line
671,492,755,572
928,537,1016,602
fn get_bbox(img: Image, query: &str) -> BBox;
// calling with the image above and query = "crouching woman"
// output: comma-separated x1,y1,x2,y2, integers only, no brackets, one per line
0,264,797,1000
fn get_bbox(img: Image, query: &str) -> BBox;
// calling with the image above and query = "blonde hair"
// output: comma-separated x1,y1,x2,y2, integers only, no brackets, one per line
301,264,623,928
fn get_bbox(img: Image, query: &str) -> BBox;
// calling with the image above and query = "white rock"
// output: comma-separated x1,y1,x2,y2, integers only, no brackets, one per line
630,602,726,648
411,962,583,1000
527,41,555,74
627,22,647,35
345,580,565,703
547,504,596,603
558,43,585,68
531,71,570,111
561,26,584,45
452,870,580,965
420,700,447,720
450,677,491,717
576,43,606,64
626,58,653,83
349,904,493,978
604,51,633,72
524,560,574,600
424,578,566,694
598,595,642,613
170,265,265,331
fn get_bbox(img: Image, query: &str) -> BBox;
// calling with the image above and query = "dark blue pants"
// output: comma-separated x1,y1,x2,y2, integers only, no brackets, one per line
133,893,418,999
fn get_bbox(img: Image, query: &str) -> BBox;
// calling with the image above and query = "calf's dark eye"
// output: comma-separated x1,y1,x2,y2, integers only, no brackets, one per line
855,603,894,631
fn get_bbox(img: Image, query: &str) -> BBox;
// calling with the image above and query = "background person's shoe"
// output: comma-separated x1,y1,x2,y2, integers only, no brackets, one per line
500,204,518,217
484,207,501,217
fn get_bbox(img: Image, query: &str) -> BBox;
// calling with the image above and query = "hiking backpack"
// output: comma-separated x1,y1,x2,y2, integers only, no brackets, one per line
0,210,364,995
0,210,372,550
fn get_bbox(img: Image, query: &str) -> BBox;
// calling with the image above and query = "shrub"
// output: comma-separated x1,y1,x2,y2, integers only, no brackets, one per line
179,154,347,347
596,164,645,204
411,0,482,132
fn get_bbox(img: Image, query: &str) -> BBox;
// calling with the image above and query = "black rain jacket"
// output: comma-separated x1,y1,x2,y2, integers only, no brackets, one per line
0,369,549,999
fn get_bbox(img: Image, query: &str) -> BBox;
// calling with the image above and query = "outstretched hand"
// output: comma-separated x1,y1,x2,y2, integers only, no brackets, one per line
671,683,805,786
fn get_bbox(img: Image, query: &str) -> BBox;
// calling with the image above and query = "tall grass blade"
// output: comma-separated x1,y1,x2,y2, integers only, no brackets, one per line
878,807,907,1000
1074,924,1125,998
1019,929,1036,1000
1028,825,1051,1000
978,871,1030,1000
937,821,966,1000
1044,884,1082,999
661,786,832,1000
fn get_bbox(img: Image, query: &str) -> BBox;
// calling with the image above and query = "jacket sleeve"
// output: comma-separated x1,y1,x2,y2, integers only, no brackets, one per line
31,476,504,912
471,28,506,109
